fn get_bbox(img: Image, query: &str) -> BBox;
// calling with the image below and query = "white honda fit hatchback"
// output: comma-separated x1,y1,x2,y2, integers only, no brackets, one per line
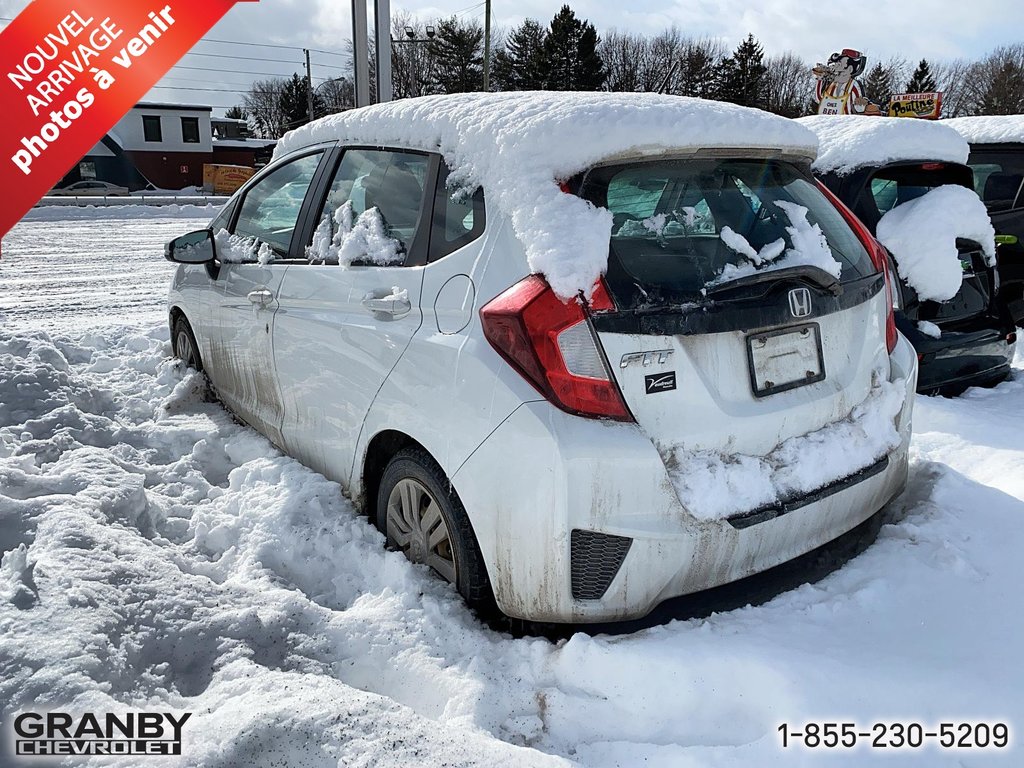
166,93,918,623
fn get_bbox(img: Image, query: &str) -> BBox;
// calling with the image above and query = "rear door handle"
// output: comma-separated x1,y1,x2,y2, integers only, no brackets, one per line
247,289,273,307
362,294,412,316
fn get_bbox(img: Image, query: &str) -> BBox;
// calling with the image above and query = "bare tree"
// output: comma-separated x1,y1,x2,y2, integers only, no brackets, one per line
958,44,1024,115
390,12,438,98
645,27,686,93
763,52,813,117
600,30,649,92
930,58,972,116
242,78,289,138
315,77,356,116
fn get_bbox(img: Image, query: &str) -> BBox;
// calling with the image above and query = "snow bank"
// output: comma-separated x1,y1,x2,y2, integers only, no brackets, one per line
876,184,996,302
798,115,969,175
668,373,905,520
23,203,221,222
5,214,1024,768
712,201,841,286
275,92,818,298
944,114,1024,144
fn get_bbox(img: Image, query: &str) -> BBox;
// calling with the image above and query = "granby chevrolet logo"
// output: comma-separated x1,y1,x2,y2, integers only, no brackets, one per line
12,711,191,757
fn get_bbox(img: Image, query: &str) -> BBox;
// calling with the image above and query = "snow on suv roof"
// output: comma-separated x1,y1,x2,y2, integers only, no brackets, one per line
275,92,818,298
943,115,1024,145
798,115,969,176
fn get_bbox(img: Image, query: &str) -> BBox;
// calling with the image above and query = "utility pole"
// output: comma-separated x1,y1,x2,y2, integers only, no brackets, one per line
304,49,315,121
352,0,370,107
374,0,392,102
482,0,491,91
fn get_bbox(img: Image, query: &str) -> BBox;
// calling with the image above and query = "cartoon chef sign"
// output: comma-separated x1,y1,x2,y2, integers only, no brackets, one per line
813,49,881,115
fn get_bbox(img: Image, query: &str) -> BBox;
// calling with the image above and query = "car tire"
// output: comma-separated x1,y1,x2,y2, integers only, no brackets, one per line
376,447,495,615
172,315,203,372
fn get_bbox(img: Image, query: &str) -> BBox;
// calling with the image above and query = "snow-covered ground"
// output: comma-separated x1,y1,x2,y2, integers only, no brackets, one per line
1,211,1023,767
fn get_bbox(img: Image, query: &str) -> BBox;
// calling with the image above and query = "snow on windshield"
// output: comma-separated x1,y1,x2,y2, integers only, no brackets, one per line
876,184,996,303
275,92,817,299
711,201,842,287
308,203,404,267
798,115,969,176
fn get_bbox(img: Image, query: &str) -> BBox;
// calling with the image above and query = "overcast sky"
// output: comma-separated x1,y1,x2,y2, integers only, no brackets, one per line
2,0,1022,115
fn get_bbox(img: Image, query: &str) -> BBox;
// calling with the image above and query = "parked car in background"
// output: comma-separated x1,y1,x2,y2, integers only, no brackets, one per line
49,180,131,196
165,93,916,624
801,116,1017,395
945,115,1024,326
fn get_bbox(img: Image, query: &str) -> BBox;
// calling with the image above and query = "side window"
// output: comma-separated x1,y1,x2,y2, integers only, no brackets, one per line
309,148,430,266
233,152,323,257
429,163,485,262
970,155,1024,212
604,170,716,237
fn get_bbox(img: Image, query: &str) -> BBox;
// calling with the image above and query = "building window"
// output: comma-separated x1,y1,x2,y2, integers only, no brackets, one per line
181,116,201,144
79,161,97,180
142,115,162,143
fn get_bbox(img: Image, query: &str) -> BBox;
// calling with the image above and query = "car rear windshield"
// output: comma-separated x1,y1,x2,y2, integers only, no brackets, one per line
861,163,975,228
579,157,875,308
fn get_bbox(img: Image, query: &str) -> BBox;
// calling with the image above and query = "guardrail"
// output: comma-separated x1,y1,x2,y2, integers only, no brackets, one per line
36,195,230,207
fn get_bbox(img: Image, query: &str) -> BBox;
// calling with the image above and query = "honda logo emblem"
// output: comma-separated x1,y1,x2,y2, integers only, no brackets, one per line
788,288,812,318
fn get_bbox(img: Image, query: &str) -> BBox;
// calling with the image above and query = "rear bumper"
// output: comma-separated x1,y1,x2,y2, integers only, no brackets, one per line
908,323,1014,393
453,334,918,623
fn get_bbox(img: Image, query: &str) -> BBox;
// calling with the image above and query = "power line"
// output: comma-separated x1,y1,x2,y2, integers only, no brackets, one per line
196,36,348,59
182,51,305,64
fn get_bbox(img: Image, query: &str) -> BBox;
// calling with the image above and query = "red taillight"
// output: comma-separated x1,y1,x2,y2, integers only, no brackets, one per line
479,275,633,421
816,181,898,354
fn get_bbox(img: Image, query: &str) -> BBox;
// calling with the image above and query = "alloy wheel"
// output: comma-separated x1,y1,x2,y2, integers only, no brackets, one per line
175,329,198,368
386,478,458,583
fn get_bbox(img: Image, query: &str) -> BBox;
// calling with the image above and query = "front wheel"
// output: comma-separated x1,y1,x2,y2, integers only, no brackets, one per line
376,448,495,615
172,315,203,371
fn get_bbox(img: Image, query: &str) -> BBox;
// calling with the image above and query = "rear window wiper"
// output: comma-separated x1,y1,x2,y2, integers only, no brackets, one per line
705,265,842,297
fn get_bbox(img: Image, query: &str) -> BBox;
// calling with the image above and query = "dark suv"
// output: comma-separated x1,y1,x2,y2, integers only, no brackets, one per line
815,158,1017,394
945,118,1024,326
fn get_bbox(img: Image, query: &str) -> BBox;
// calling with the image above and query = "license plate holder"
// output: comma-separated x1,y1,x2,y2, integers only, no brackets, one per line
747,323,825,398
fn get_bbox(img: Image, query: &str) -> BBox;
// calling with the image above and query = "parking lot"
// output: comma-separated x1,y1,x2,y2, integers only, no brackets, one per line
1,207,1023,766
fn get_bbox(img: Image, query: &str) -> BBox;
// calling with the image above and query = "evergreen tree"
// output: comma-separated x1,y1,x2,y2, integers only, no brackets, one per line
428,17,484,93
492,19,549,90
676,42,719,98
224,105,248,121
863,62,896,107
906,59,938,93
979,59,1024,114
543,5,605,91
279,73,324,131
714,34,767,108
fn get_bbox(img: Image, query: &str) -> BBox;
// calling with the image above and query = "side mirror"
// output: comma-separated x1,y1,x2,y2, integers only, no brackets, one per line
165,229,216,264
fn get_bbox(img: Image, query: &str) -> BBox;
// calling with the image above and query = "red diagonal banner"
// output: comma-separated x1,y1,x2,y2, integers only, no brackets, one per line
0,0,257,239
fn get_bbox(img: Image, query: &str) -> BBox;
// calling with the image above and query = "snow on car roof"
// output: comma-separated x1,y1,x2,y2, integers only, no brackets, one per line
275,92,818,298
943,115,1024,145
797,115,969,176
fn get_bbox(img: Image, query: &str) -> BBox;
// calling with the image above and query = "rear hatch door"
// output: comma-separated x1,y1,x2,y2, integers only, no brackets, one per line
579,156,887,459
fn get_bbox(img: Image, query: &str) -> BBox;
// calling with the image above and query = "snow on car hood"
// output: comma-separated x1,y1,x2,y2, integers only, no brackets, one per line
798,115,969,176
667,373,906,521
944,114,1024,144
876,184,996,303
275,92,818,299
